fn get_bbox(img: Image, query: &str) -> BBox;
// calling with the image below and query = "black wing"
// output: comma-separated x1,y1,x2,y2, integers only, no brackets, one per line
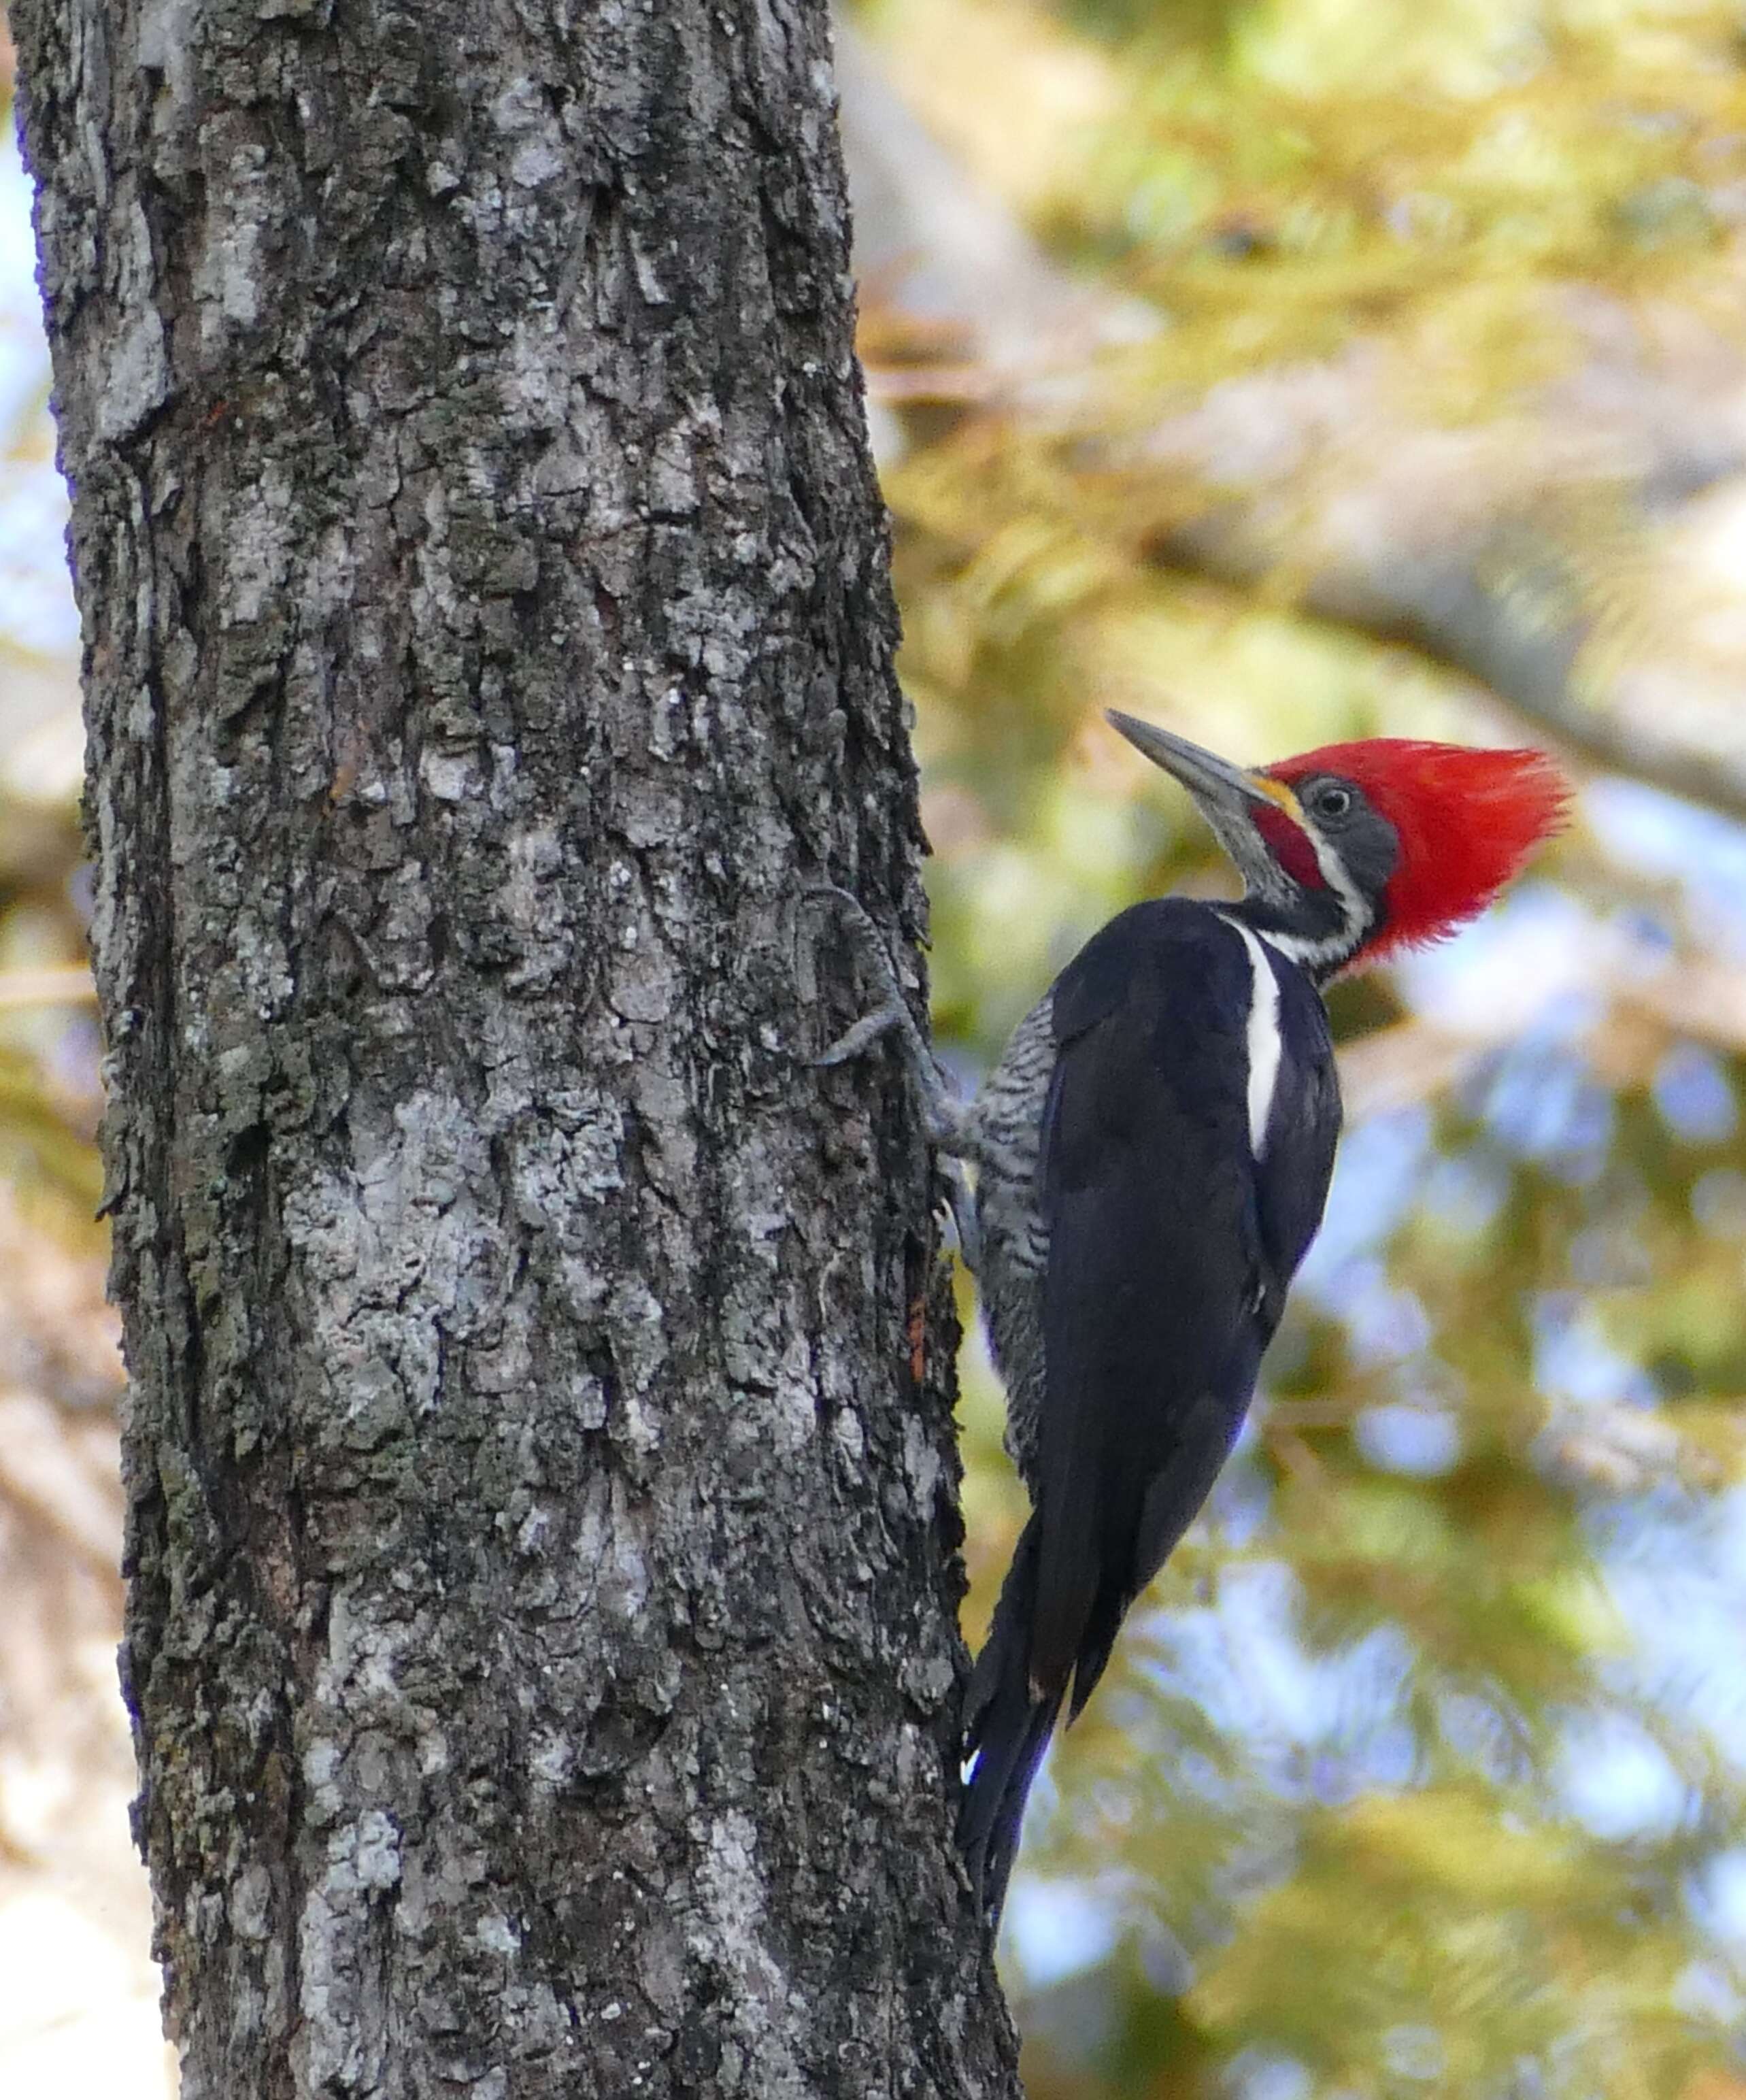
1033,901,1339,1713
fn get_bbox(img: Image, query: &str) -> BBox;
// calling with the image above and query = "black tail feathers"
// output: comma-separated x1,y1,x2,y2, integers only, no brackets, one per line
958,1684,1060,1931
958,1514,1138,1928
958,1518,1066,1931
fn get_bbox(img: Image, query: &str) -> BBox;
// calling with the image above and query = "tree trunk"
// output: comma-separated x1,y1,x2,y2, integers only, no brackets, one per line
12,4,1021,2093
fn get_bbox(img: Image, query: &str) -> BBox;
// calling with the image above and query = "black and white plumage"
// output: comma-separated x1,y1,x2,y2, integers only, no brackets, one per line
813,711,1566,1929
956,900,1338,1923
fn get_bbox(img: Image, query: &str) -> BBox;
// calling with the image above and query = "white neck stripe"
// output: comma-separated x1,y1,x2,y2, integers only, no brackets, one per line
1257,922,1352,970
1222,918,1284,1159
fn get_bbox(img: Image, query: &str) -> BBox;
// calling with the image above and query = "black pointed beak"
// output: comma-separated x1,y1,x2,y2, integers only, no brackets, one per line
1105,712,1277,824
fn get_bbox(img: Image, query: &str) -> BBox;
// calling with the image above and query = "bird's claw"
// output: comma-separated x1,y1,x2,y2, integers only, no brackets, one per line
940,1158,982,1274
809,997,909,1070
803,882,979,1265
802,884,926,1068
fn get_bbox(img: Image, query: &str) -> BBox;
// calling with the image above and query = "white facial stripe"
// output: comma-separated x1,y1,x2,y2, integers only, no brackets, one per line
1255,810,1373,972
1308,821,1371,944
1222,918,1284,1159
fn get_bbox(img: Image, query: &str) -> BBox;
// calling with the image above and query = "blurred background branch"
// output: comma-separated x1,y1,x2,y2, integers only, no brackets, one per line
840,3,1746,826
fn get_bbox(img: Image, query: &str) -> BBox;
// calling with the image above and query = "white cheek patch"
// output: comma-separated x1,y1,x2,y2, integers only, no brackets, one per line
1224,920,1284,1159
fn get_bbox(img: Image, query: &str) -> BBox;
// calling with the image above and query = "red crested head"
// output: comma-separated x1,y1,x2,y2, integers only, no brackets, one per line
1264,739,1570,969
1105,711,1569,980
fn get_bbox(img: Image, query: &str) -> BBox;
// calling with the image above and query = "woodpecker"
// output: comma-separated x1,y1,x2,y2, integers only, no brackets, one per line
815,713,1566,1928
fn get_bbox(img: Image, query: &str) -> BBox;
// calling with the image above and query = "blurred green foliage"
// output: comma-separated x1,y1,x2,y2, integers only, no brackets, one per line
860,0,1746,2092
0,77,105,1273
0,808,97,1224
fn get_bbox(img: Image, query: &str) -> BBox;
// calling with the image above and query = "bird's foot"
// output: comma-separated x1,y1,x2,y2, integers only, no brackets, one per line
812,995,911,1071
803,885,981,1271
937,1156,982,1274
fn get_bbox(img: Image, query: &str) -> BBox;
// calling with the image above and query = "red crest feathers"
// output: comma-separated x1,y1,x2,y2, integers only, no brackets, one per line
1266,739,1569,966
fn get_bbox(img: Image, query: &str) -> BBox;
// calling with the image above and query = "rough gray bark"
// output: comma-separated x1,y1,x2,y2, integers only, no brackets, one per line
12,4,1022,2095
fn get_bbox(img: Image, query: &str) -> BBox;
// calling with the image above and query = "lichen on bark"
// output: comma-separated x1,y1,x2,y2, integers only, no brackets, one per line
12,1,1022,2091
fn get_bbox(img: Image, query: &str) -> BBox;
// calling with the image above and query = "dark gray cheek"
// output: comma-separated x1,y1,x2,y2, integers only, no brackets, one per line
1353,816,1400,896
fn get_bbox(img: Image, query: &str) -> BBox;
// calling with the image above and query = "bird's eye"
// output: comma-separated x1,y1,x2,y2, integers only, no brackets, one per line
1314,783,1353,822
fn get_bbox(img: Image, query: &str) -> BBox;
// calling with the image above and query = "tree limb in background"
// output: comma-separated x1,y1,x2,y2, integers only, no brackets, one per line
837,14,1746,824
